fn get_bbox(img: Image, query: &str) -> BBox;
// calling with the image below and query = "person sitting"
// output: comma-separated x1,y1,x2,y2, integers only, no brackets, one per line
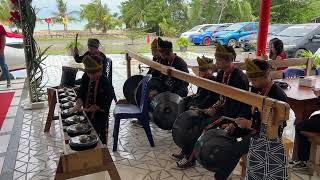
173,44,251,169
147,37,168,78
292,88,320,169
213,59,288,180
71,55,115,144
263,38,287,70
157,38,189,97
184,55,217,110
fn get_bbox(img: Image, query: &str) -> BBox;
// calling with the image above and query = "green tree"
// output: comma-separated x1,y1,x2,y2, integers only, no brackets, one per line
0,0,10,24
52,0,78,31
81,0,120,33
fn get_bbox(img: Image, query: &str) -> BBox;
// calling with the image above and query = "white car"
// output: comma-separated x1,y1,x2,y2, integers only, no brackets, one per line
180,24,215,40
5,36,25,71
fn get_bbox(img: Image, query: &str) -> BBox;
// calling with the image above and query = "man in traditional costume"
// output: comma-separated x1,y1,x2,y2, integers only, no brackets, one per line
212,59,288,180
147,37,168,78
72,55,115,144
183,55,217,110
173,45,251,169
158,39,189,97
74,38,111,75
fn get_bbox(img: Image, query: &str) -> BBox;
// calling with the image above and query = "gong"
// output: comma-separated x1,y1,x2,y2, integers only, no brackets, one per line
135,77,167,105
60,66,78,87
123,75,143,105
172,110,203,149
151,92,184,130
194,129,237,172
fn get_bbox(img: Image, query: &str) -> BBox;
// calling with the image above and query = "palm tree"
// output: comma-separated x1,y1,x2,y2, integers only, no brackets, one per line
52,0,78,31
80,0,121,33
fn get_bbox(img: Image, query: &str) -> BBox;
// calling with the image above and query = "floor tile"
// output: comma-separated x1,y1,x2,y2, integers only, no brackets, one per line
0,135,11,153
0,118,15,133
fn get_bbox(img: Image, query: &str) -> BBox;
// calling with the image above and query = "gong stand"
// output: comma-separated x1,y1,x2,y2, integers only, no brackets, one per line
45,86,120,180
125,49,290,139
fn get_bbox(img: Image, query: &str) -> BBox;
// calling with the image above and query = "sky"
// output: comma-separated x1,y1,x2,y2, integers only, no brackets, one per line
33,0,127,30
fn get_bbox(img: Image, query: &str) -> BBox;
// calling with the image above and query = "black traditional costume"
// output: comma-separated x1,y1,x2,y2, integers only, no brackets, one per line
174,45,251,168
158,39,189,97
77,55,115,144
213,59,288,180
184,56,217,110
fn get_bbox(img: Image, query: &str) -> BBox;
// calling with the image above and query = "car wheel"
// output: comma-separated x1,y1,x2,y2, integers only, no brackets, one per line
194,43,200,46
295,49,307,58
202,37,212,46
227,39,237,48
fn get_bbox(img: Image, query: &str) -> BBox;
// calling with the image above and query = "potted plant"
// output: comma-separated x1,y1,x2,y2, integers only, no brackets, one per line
66,40,83,56
177,37,190,52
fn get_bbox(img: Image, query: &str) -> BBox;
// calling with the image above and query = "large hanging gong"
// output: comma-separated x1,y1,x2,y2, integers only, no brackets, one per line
172,110,203,149
194,129,237,172
151,92,185,130
123,75,143,104
135,77,167,105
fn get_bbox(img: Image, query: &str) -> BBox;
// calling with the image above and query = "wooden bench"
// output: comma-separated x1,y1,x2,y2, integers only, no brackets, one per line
301,131,320,176
240,137,294,178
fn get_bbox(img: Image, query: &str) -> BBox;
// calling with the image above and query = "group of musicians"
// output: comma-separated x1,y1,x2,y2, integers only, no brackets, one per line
70,37,320,180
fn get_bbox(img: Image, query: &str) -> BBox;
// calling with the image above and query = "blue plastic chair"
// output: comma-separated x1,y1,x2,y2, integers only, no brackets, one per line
315,67,320,75
283,68,305,79
112,75,154,151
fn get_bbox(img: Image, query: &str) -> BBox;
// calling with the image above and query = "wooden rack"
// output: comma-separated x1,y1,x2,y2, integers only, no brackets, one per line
125,49,291,139
45,86,120,180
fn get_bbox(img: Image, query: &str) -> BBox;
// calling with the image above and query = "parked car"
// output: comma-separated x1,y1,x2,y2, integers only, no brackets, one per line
180,24,215,41
212,22,258,47
270,23,320,58
5,36,25,71
239,24,292,52
191,23,233,46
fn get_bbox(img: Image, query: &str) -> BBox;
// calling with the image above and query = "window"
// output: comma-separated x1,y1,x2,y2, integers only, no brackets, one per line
243,24,253,31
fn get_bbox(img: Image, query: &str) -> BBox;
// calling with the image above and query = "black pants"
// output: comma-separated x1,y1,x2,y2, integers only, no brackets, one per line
181,115,222,162
295,114,320,161
88,112,108,144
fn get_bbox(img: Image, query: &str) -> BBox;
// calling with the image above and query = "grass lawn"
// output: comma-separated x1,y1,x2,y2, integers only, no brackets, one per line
37,36,219,55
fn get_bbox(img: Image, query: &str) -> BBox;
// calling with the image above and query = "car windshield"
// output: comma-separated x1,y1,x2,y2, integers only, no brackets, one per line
205,25,219,32
188,25,202,32
276,25,318,37
268,25,288,35
224,23,244,31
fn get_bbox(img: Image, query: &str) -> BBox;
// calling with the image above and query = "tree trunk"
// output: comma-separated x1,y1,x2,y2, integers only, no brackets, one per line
217,0,227,23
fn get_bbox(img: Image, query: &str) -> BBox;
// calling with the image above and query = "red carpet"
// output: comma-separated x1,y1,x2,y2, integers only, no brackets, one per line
0,92,15,129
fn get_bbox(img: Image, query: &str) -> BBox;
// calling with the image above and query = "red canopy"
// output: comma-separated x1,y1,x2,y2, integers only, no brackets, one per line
6,32,23,38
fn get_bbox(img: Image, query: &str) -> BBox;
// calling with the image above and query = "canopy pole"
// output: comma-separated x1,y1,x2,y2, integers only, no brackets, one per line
256,0,271,57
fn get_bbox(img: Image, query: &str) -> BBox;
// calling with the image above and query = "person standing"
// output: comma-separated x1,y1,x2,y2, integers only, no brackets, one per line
71,55,115,144
0,25,11,87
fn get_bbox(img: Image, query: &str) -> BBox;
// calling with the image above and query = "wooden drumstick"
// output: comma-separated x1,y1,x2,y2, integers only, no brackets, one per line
75,33,79,49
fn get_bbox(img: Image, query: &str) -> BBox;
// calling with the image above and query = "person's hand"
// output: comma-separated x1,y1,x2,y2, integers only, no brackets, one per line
312,88,320,97
69,104,81,114
74,47,79,55
223,123,236,134
235,118,252,129
85,105,100,113
204,107,216,116
76,99,83,107
261,52,268,61
116,99,128,105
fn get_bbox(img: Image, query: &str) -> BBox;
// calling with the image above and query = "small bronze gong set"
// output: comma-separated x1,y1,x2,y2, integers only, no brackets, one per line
57,87,98,151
